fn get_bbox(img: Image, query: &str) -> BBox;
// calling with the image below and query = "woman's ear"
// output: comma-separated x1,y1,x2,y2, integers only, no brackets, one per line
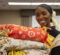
50,14,52,22
50,19,52,22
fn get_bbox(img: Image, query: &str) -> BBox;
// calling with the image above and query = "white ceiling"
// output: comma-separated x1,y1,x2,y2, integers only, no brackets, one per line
0,0,60,10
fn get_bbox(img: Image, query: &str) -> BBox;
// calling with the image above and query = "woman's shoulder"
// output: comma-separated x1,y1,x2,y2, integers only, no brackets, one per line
47,26,60,38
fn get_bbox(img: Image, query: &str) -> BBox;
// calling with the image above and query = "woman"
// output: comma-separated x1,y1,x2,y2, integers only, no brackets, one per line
35,4,60,38
35,4,60,55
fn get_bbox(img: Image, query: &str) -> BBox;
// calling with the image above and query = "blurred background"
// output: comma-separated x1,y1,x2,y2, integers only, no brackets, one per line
0,0,60,28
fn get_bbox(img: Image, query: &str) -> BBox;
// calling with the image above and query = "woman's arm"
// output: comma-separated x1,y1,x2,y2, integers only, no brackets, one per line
53,34,60,46
49,34,60,55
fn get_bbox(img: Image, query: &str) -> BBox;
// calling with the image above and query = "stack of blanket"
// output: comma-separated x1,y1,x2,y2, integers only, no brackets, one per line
0,24,55,55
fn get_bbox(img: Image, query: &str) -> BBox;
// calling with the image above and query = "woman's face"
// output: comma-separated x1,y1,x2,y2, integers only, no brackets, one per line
35,7,52,27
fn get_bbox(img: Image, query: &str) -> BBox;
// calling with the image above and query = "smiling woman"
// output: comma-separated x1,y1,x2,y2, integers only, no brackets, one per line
35,4,53,27
35,4,60,38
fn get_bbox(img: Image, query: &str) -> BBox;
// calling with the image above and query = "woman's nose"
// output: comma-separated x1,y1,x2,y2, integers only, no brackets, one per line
39,15,43,19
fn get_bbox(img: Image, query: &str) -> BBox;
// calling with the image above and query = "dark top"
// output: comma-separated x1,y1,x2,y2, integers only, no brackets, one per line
47,26,60,38
50,46,60,55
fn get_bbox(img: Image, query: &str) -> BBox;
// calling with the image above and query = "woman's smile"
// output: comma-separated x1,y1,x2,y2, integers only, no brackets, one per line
39,20,47,26
37,18,47,26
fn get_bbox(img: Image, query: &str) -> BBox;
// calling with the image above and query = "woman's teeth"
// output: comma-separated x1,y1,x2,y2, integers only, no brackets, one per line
40,21,46,25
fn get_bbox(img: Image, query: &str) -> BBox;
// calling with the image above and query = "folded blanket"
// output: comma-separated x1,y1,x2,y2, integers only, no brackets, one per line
0,49,49,55
0,24,48,42
8,49,49,55
0,24,55,48
0,36,47,52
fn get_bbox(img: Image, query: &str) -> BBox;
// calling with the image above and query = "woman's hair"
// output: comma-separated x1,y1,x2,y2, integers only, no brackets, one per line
38,4,53,15
50,46,60,55
36,4,59,30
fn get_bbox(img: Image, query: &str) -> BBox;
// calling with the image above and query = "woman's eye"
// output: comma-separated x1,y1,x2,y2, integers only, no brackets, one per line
42,12,47,15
